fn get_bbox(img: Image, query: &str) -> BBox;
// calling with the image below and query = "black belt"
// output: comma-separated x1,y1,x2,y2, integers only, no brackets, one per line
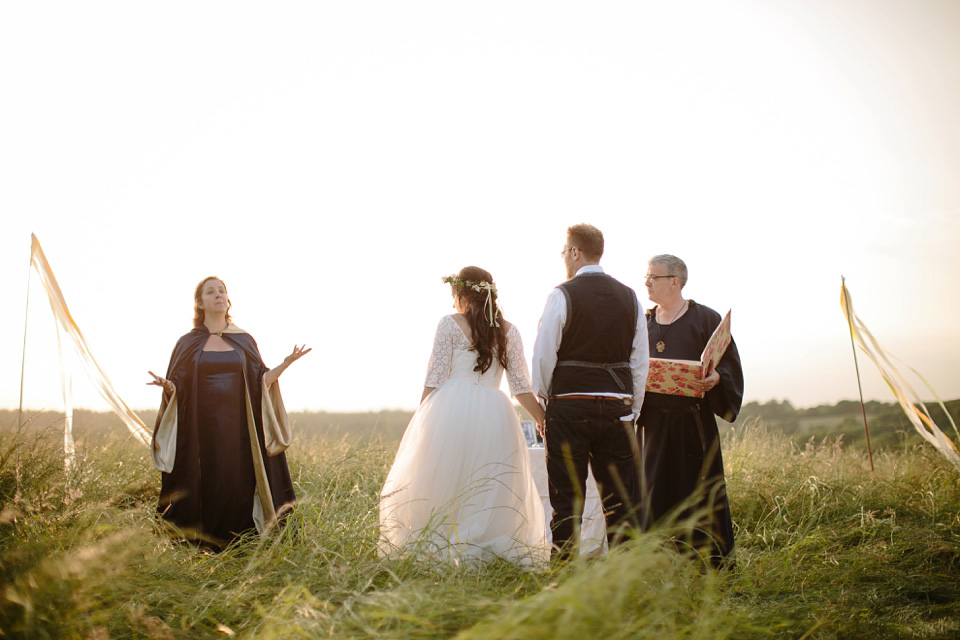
549,395,632,404
651,403,702,414
556,360,630,391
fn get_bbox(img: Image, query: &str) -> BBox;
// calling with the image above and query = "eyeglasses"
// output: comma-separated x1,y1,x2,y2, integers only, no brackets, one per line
560,247,576,257
644,274,676,281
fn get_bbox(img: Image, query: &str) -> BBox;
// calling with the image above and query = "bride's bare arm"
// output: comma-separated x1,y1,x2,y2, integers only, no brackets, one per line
421,387,436,403
515,392,545,428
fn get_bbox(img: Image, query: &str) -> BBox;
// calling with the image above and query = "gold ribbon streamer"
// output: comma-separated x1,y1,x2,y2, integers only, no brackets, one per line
28,234,152,464
841,281,960,470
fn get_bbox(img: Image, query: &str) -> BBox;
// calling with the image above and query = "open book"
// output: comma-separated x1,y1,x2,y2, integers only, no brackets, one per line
645,309,731,398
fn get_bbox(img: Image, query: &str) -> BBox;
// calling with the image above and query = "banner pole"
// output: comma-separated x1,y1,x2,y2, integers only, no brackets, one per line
843,276,875,472
18,248,33,434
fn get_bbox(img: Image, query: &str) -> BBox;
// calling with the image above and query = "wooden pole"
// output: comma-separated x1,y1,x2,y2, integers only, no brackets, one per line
18,253,32,433
843,276,875,472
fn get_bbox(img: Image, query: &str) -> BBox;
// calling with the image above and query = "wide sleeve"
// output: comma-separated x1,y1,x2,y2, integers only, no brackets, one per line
424,315,457,388
152,337,191,473
252,338,291,457
505,324,534,396
700,307,744,422
152,392,178,472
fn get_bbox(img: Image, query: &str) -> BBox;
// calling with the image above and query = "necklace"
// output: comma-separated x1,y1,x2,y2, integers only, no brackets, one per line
208,322,228,338
655,300,688,353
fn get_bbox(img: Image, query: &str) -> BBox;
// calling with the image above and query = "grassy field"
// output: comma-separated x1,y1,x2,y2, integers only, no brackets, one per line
2,411,959,639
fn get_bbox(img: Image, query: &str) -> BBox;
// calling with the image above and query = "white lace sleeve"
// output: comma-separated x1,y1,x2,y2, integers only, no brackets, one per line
424,315,457,388
505,324,533,396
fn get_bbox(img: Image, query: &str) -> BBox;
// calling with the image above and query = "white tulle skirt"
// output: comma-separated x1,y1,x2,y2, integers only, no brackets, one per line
379,379,548,565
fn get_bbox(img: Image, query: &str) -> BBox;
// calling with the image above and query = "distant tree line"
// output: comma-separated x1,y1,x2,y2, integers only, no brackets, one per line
0,408,417,446
732,398,960,450
5,397,959,452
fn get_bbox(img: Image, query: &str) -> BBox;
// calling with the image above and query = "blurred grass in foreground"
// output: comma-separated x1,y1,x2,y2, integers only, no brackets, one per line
1,414,959,639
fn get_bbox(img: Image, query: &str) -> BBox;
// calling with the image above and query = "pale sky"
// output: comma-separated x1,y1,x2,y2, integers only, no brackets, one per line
2,1,959,415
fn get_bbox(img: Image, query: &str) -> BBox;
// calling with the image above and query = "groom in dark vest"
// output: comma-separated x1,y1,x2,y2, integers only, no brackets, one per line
532,223,649,558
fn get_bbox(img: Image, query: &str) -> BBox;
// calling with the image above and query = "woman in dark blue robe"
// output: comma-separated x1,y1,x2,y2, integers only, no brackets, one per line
149,276,309,549
638,256,743,566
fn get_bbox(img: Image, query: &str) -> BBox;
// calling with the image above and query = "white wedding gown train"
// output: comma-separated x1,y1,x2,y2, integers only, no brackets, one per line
379,315,548,565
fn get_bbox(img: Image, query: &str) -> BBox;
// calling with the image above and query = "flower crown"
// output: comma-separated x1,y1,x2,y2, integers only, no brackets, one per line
441,274,498,295
442,274,501,327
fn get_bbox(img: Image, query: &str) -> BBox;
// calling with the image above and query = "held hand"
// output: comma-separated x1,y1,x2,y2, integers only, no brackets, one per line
283,344,312,366
532,408,546,439
147,370,174,394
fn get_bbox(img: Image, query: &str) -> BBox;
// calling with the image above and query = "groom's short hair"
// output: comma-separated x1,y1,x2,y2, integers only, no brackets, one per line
567,224,604,261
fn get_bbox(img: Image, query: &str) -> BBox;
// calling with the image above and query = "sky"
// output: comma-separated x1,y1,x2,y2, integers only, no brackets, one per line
2,1,959,415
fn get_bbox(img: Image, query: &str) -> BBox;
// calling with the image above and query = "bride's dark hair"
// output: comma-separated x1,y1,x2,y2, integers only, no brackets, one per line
452,266,508,374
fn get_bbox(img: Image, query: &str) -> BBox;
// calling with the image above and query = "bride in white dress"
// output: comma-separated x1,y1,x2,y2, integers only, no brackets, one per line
379,266,549,565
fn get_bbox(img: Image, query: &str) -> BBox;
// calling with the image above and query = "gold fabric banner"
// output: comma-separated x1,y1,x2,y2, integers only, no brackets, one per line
29,234,152,464
841,281,960,470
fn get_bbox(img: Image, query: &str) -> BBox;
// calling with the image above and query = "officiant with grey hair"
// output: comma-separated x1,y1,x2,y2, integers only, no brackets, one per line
639,254,743,566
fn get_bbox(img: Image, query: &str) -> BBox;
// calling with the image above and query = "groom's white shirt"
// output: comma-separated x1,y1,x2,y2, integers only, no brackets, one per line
531,265,649,420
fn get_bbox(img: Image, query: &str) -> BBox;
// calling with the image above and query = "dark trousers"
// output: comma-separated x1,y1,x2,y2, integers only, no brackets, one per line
545,397,641,556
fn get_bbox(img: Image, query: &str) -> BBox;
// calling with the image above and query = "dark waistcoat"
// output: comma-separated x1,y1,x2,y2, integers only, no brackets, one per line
551,272,638,395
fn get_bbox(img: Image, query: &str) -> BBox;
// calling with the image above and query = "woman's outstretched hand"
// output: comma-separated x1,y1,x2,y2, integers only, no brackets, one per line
284,344,312,365
265,344,312,387
147,370,174,394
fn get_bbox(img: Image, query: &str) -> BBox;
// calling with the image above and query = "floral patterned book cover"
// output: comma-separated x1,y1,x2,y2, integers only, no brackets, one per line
646,310,731,398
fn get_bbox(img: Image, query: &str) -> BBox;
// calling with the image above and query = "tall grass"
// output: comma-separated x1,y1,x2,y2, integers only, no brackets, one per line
2,415,959,639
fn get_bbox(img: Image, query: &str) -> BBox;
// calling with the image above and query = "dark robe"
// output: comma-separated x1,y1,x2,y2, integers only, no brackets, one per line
155,327,295,548
638,300,743,565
